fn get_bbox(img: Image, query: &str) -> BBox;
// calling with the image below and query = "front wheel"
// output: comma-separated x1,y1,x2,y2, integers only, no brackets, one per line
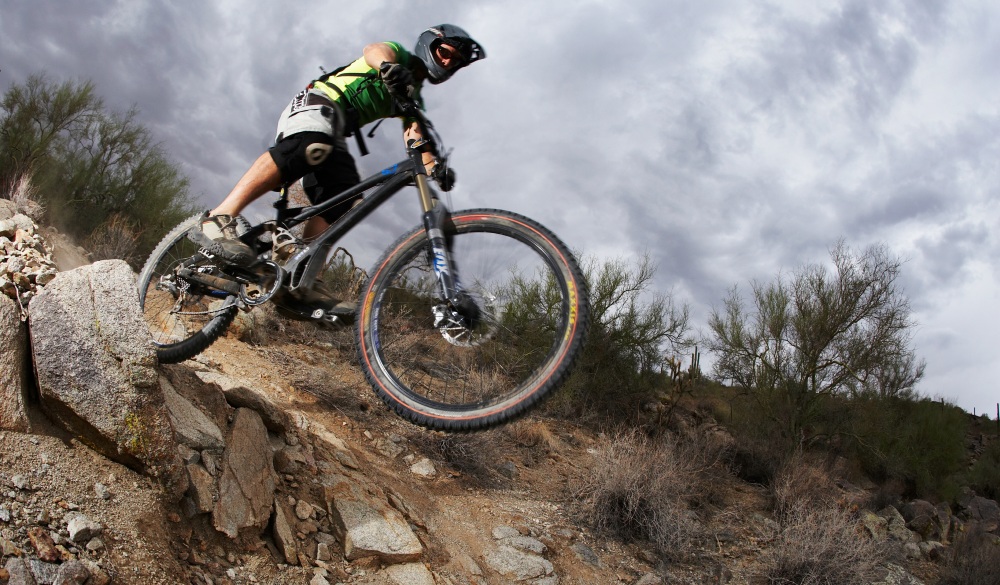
356,209,590,431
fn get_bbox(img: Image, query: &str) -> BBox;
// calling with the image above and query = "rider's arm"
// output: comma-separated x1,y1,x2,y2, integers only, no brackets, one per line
363,43,399,68
403,121,436,173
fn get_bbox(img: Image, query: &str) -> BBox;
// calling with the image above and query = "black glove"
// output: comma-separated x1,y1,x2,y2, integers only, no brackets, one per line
431,164,456,191
379,62,414,98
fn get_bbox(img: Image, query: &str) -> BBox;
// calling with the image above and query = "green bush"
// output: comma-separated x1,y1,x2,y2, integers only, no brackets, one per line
965,439,1000,501
847,397,967,500
707,242,924,448
544,254,692,422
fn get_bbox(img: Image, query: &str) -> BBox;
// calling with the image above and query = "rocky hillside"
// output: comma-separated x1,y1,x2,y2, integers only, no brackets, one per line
2,201,1000,585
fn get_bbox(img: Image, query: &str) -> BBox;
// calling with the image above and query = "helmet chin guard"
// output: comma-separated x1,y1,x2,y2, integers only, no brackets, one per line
413,24,486,84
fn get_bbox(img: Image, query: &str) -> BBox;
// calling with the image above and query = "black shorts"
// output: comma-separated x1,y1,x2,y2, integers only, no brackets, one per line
301,159,363,225
269,132,362,224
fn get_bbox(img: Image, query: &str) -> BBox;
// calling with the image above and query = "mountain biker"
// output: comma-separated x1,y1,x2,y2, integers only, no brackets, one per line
192,25,486,266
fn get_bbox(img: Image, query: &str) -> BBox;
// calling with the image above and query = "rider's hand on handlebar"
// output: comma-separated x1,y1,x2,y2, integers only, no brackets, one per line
379,62,414,98
431,164,456,191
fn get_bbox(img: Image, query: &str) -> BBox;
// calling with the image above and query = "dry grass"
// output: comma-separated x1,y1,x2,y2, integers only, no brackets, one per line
940,528,1000,585
771,454,840,519
3,172,46,220
757,502,885,585
85,213,141,265
504,419,561,452
578,429,724,561
407,428,510,486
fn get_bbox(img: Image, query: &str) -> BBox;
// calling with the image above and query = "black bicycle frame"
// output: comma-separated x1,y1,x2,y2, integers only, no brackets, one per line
249,137,462,304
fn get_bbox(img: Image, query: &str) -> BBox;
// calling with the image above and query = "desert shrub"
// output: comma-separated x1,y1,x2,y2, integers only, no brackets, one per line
708,242,924,450
319,247,367,298
579,429,724,560
964,440,1000,501
722,393,789,485
940,528,1000,585
771,455,839,519
1,74,197,260
864,479,905,512
407,429,508,486
84,213,141,264
543,255,691,423
848,396,966,500
504,418,557,447
728,437,786,486
501,419,564,465
758,502,885,585
2,172,45,219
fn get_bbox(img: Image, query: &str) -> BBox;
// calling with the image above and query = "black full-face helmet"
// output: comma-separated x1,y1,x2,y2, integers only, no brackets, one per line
413,24,486,84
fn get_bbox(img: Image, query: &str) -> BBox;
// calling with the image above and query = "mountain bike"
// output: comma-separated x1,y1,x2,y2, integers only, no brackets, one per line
136,99,590,431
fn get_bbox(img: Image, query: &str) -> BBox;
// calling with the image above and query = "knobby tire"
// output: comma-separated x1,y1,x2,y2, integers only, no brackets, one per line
136,213,239,364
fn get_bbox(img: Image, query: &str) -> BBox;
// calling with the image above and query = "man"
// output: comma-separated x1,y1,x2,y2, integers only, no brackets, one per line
191,24,486,266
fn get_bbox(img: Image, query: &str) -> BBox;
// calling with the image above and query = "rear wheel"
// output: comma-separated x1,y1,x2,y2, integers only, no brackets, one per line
136,213,239,364
356,209,589,431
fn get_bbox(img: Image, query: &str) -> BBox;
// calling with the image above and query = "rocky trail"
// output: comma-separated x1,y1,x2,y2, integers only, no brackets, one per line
3,201,998,585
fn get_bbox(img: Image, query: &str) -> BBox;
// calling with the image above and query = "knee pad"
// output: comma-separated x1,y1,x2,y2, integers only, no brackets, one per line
269,132,336,183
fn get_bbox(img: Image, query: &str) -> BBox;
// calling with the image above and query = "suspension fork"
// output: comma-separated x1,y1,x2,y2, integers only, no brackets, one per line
417,173,462,302
405,133,460,301
408,137,478,329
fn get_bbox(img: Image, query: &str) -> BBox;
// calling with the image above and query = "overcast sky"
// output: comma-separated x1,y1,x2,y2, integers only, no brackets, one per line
4,0,999,416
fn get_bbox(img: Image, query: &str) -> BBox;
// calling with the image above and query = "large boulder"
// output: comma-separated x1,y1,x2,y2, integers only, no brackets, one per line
878,506,920,543
323,473,423,563
212,408,278,538
27,260,184,495
0,293,31,431
963,496,1000,533
902,499,939,540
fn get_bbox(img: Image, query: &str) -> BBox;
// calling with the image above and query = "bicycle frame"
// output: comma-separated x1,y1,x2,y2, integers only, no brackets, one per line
240,123,463,308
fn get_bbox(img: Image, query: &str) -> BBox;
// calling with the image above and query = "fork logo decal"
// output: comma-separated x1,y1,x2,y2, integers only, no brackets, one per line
432,249,449,276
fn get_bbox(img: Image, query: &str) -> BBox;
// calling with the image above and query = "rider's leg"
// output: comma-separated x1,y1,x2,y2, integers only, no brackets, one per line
195,131,338,264
194,92,344,265
302,148,362,240
210,153,282,217
190,152,280,266
304,215,331,240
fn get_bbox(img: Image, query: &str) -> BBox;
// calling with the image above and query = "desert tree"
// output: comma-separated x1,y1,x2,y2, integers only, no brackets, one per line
1,73,196,263
549,253,693,419
707,241,924,448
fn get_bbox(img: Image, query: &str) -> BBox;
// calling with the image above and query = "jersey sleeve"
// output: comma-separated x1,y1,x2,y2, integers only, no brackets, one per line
383,41,413,67
383,41,425,114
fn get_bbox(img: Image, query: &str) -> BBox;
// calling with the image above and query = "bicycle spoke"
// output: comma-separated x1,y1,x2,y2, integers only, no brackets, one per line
369,228,568,409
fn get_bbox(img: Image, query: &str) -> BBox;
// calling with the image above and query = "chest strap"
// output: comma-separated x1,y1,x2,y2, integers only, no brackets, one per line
311,70,382,156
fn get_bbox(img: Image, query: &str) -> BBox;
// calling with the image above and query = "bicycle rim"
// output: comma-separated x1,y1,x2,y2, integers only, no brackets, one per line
358,210,587,430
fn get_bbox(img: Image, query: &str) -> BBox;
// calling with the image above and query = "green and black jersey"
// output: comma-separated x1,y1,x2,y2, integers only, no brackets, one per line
312,41,424,128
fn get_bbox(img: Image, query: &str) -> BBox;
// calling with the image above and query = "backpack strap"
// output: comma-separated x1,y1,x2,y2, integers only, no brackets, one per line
312,68,381,156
